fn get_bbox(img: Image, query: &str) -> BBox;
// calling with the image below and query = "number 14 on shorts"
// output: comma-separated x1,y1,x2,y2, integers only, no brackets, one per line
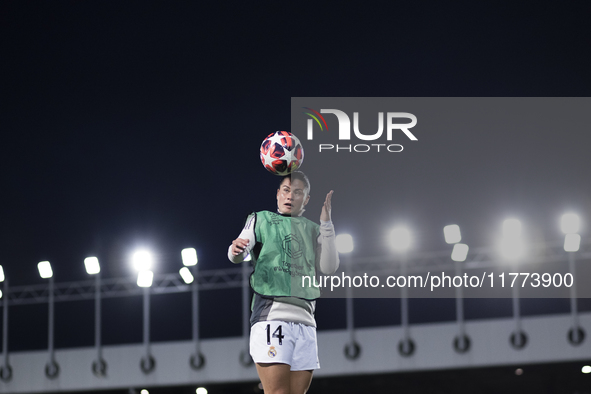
266,324,284,345
250,321,319,369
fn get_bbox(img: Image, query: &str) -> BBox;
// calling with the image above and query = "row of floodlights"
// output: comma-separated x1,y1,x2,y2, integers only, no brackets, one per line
0,244,246,294
335,213,583,262
0,214,582,293
0,248,199,294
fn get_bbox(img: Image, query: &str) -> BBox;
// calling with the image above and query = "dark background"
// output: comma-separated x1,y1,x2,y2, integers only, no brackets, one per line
1,1,591,392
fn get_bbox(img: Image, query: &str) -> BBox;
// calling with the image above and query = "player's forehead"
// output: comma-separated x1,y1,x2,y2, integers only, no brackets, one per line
279,177,291,189
291,179,306,191
279,178,306,191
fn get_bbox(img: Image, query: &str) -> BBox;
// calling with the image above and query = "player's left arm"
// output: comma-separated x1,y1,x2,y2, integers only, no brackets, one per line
318,190,339,274
320,190,333,222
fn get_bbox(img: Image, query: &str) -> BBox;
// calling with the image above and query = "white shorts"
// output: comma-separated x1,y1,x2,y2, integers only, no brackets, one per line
249,321,320,371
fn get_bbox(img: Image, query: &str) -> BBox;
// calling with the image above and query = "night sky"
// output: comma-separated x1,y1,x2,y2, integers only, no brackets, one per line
2,1,591,353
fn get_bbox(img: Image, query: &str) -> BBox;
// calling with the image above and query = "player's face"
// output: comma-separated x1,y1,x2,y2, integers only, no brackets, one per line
277,178,309,216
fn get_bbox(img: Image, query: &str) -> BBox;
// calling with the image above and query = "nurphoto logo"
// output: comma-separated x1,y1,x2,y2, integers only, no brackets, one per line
302,108,418,153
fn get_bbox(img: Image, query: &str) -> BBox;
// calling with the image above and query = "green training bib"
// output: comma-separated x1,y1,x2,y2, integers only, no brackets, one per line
250,211,321,300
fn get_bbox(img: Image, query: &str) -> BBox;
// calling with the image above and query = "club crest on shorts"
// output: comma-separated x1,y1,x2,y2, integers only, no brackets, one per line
268,346,277,358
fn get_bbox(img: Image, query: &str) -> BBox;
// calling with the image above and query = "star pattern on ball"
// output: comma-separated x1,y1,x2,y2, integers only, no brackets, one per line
267,132,287,147
261,150,278,168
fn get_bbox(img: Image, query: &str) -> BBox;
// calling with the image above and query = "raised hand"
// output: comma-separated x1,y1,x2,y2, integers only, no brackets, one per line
320,190,334,222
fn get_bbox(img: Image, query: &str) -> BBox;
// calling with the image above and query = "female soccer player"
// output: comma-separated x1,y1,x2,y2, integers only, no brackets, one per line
228,171,339,394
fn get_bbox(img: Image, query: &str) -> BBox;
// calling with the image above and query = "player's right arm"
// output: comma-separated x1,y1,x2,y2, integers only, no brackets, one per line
228,214,256,263
230,238,250,256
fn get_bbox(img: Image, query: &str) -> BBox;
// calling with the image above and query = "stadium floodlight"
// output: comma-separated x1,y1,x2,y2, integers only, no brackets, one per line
137,270,154,288
564,233,581,252
500,237,525,261
132,250,153,271
179,267,194,284
38,261,53,279
84,257,100,275
336,234,354,254
140,390,149,394
499,219,525,261
0,265,4,299
451,243,469,262
561,213,581,235
182,248,198,266
502,218,522,238
196,387,208,394
582,365,591,374
388,226,411,252
443,224,462,244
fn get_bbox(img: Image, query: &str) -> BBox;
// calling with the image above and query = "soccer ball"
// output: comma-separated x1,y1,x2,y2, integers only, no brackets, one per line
260,131,304,176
